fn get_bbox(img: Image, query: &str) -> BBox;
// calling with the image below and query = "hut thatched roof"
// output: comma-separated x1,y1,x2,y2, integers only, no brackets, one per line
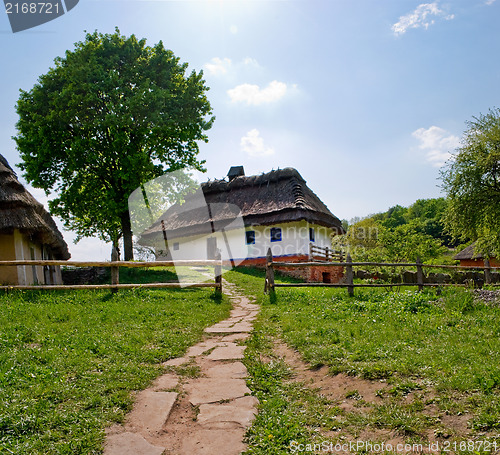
0,154,70,260
454,242,494,261
141,167,344,241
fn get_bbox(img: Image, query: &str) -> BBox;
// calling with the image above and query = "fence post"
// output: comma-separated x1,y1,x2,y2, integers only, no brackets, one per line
265,248,275,294
325,246,330,262
416,257,424,292
484,258,492,285
215,249,222,295
111,246,119,293
346,253,354,297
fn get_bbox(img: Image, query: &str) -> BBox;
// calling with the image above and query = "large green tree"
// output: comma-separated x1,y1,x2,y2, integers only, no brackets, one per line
440,108,500,257
15,29,214,260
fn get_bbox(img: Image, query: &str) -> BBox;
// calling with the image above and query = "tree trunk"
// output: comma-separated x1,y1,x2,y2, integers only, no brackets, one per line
120,211,134,261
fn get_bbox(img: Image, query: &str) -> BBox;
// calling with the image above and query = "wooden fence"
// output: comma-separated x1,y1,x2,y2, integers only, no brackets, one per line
0,252,223,293
309,243,343,262
264,248,500,296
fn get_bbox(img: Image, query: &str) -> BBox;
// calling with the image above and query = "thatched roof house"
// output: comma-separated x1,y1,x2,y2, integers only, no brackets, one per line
0,153,69,285
454,242,499,267
141,167,344,241
140,167,344,282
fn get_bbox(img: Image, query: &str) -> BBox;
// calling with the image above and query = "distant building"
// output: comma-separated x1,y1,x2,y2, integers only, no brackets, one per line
140,167,345,282
0,154,70,285
454,242,499,267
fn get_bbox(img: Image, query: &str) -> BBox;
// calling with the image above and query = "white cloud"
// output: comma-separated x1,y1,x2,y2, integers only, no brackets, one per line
230,25,238,34
242,57,260,68
241,129,275,157
392,2,454,36
203,57,261,77
412,126,460,167
203,57,232,76
228,80,288,105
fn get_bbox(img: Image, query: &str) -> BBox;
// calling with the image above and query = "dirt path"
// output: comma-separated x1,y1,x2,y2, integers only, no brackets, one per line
104,282,259,455
271,341,476,453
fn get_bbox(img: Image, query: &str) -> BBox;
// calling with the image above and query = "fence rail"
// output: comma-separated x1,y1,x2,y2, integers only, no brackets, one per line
309,243,343,262
264,248,500,296
0,254,223,293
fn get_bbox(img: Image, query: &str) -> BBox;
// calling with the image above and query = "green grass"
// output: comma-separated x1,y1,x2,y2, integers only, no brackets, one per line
0,285,230,454
225,267,500,453
242,318,338,454
112,266,178,283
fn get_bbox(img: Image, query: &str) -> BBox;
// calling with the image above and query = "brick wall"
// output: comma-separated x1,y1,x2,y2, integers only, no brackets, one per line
239,254,344,283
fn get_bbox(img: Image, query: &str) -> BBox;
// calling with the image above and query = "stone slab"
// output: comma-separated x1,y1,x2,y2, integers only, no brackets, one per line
232,395,259,408
163,357,189,367
205,361,248,379
180,428,246,455
104,432,164,455
127,391,177,434
208,321,239,328
205,324,252,334
229,310,248,318
206,344,246,360
185,339,231,357
226,322,253,332
221,333,250,342
185,344,212,357
152,374,179,391
197,401,257,429
240,304,260,311
185,378,251,406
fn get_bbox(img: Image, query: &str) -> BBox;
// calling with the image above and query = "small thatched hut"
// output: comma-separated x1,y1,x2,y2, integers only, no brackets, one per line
140,167,345,282
0,153,70,285
454,242,499,268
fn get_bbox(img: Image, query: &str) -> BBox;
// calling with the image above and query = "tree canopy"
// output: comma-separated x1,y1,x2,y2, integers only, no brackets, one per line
334,198,449,263
441,108,500,258
15,28,214,260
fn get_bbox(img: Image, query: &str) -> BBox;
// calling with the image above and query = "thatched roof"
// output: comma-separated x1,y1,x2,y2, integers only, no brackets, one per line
454,242,494,261
0,154,70,259
141,167,344,242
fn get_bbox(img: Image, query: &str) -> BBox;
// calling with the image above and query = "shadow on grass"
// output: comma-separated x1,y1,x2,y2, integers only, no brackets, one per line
229,266,304,284
226,266,305,305
103,267,179,284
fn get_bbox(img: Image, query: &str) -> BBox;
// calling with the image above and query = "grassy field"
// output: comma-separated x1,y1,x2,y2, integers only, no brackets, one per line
0,282,230,454
225,268,500,454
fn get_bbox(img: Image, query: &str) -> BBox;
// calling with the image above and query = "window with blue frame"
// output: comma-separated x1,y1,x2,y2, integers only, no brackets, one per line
245,230,255,245
309,227,315,242
270,227,282,242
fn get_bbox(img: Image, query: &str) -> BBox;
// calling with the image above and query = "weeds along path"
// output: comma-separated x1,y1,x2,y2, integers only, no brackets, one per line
104,281,260,455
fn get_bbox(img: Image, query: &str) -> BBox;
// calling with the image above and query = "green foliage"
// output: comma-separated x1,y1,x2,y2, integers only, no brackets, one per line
379,223,446,262
378,204,407,229
0,286,229,454
341,198,456,262
15,28,214,259
441,107,500,258
334,211,446,263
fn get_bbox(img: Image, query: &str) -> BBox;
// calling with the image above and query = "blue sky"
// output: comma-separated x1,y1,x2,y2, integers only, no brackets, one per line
1,0,499,260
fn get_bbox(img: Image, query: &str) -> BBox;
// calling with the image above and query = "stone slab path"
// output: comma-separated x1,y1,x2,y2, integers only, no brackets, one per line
104,282,259,455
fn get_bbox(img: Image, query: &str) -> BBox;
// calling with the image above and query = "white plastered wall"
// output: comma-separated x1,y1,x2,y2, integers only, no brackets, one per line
157,221,336,262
